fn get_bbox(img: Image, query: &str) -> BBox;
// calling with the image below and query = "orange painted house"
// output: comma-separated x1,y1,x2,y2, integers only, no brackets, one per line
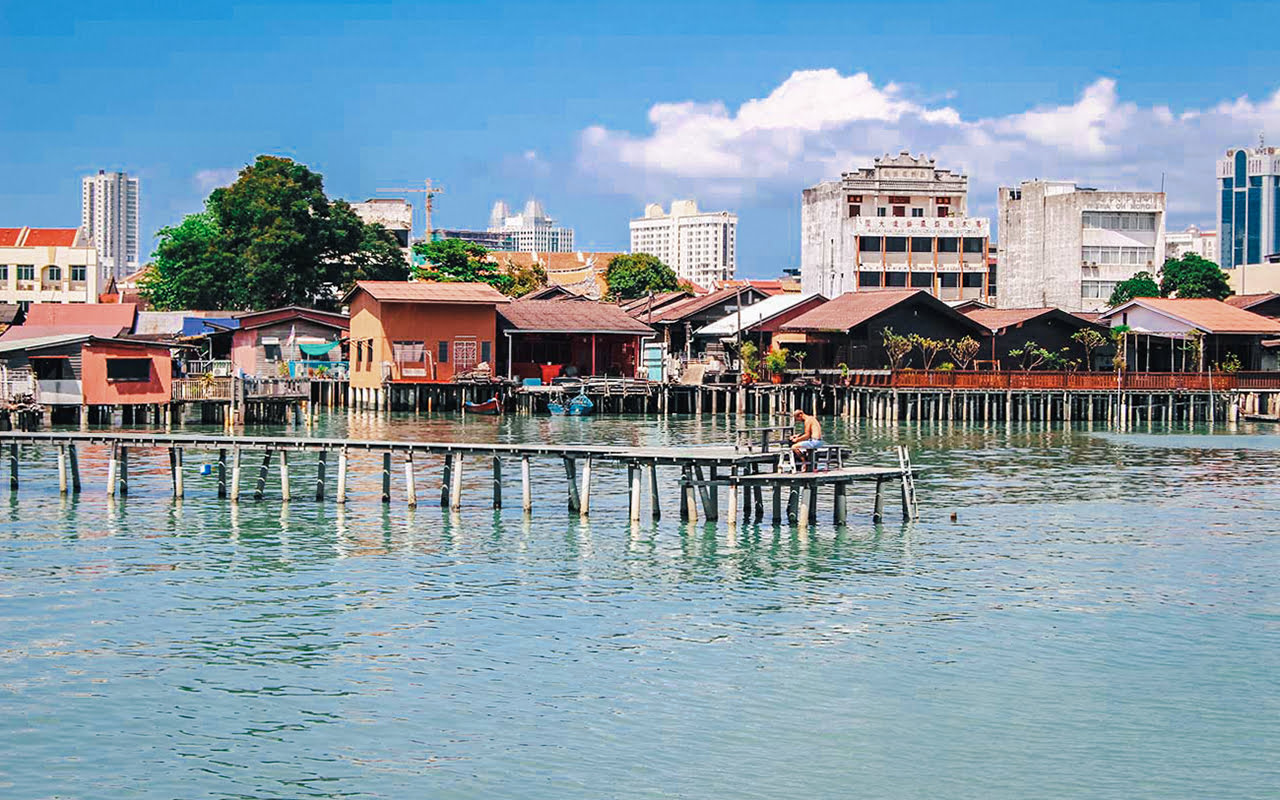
344,282,509,398
0,334,172,410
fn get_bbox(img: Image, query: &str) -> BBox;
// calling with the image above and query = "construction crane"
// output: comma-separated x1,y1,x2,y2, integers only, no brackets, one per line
375,179,443,242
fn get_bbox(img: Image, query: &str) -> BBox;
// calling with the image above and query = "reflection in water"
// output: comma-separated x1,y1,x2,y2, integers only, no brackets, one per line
0,414,1276,799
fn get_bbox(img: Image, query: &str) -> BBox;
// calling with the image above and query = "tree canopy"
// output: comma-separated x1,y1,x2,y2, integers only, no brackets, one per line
1107,271,1161,307
140,155,408,311
1159,253,1232,300
604,253,680,300
411,239,514,293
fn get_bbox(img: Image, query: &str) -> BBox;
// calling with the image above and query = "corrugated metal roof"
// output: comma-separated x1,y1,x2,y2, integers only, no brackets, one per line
349,281,510,304
1102,297,1280,335
24,303,137,330
650,287,765,323
694,292,825,337
1224,293,1278,310
499,300,655,334
780,289,924,332
0,333,93,354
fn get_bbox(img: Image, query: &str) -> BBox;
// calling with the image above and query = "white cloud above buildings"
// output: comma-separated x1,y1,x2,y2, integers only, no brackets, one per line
193,168,240,193
577,68,1280,223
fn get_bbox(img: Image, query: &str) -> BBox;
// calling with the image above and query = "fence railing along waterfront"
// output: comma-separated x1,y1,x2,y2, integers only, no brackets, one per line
172,377,310,402
843,370,1279,391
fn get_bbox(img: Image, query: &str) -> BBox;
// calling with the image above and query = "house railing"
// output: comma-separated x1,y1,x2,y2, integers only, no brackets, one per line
838,370,1280,391
185,359,235,377
289,360,348,380
172,376,311,402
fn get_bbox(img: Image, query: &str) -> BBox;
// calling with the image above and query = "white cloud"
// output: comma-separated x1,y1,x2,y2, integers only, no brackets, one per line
193,167,240,193
577,70,1280,225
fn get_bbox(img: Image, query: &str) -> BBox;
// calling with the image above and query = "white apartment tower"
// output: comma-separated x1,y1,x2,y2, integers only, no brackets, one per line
997,180,1165,312
629,200,737,286
487,199,574,252
81,170,140,280
800,152,992,302
1165,225,1218,263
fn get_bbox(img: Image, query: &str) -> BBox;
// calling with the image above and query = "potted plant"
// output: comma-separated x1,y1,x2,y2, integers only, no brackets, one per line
837,362,850,386
764,348,789,384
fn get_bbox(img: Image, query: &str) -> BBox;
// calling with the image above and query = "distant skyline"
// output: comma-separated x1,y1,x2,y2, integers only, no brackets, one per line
3,0,1279,276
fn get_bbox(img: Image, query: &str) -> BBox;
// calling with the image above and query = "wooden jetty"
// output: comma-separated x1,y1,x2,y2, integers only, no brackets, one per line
0,431,920,526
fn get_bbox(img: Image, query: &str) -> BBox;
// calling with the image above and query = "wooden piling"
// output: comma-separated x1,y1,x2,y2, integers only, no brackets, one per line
68,444,80,493
57,445,68,494
405,452,417,508
118,446,129,497
521,456,532,512
491,456,501,509
217,449,227,498
449,452,464,510
8,442,17,491
579,457,592,517
316,450,327,501
336,448,348,504
279,450,290,502
254,451,272,501
649,463,661,521
562,457,580,513
230,447,242,503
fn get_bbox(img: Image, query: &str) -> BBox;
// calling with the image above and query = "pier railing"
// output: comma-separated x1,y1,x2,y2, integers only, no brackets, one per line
838,370,1280,391
172,377,311,402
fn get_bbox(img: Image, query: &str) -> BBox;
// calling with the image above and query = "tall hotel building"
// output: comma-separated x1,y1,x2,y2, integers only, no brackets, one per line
81,170,140,280
630,200,737,286
1217,143,1280,293
800,152,992,302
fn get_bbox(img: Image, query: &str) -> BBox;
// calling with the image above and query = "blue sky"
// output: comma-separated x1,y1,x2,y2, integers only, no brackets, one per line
3,0,1279,276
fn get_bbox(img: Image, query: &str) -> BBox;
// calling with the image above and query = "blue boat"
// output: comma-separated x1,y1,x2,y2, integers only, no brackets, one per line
548,394,595,416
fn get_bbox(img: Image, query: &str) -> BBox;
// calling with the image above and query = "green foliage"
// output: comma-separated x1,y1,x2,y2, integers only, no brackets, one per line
1008,339,1070,371
937,362,955,371
604,254,680,300
880,327,912,370
1159,253,1231,300
1109,324,1131,371
837,362,850,377
791,349,807,370
1181,329,1205,372
1107,271,1160,307
945,336,980,369
412,239,512,293
141,156,408,311
739,341,760,377
764,347,789,375
907,333,947,370
1070,328,1107,371
507,262,548,297
1214,352,1242,373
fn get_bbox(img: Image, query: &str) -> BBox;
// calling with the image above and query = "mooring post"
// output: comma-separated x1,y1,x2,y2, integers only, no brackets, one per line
118,446,129,498
230,447,242,503
217,449,227,498
629,463,642,522
254,451,273,501
834,481,848,525
797,483,810,530
107,444,118,497
649,462,661,520
279,450,290,502
562,457,580,513
440,453,453,508
491,456,501,509
680,464,697,522
336,448,348,504
449,452,464,510
405,451,417,508
579,457,592,517
381,452,392,504
174,447,184,499
873,475,885,522
772,483,782,525
8,442,17,491
521,455,532,512
68,443,81,494
694,465,716,520
726,467,738,527
315,450,327,501
786,485,799,524
56,445,68,494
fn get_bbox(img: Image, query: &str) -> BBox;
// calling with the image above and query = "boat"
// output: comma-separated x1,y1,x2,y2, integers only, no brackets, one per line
548,394,595,416
463,396,501,415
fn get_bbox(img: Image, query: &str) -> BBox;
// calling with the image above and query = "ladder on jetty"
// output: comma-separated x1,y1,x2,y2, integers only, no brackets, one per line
0,431,922,526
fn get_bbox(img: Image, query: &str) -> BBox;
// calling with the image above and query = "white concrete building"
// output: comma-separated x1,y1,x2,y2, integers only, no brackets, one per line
487,199,574,253
1164,225,1218,263
1217,143,1280,293
0,227,104,307
81,170,139,280
997,180,1165,312
350,198,413,250
629,200,737,286
800,152,992,302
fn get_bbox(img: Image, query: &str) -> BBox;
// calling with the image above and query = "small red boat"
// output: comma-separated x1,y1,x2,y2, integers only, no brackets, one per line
463,396,501,415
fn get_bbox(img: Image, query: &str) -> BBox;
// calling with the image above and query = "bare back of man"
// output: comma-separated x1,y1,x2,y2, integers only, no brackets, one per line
790,409,825,469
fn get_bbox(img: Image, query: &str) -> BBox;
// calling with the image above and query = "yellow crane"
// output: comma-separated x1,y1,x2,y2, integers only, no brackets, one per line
375,179,443,242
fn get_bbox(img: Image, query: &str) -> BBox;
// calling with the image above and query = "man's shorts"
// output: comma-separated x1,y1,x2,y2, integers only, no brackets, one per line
796,439,825,450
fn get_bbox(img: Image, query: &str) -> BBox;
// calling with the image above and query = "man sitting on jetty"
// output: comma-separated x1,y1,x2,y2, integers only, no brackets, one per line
790,408,825,471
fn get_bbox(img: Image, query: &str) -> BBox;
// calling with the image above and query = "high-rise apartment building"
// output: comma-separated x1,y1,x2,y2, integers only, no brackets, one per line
1165,225,1218,263
800,152,992,302
81,170,139,280
629,200,737,286
487,199,574,252
1217,143,1280,292
350,198,413,250
997,180,1165,311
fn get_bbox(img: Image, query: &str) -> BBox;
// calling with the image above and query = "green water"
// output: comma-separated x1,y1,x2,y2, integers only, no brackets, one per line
1,414,1276,798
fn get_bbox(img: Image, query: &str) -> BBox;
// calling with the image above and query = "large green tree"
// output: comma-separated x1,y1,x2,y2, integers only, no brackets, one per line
604,253,680,300
1158,253,1232,300
1107,270,1160,307
140,155,408,311
412,239,513,293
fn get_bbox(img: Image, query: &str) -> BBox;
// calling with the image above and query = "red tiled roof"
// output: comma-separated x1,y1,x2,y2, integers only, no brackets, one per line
0,228,23,247
499,300,654,334
22,228,79,247
1105,297,1280,335
1072,311,1104,324
648,286,766,323
347,281,510,304
1224,293,1278,310
781,289,988,334
23,302,137,331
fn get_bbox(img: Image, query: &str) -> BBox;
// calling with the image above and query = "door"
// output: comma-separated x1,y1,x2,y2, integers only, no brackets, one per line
453,338,478,373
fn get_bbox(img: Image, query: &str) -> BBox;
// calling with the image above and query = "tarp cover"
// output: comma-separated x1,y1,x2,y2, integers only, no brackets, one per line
299,341,339,356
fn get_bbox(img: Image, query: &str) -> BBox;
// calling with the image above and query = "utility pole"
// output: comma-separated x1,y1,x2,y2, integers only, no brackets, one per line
376,180,443,242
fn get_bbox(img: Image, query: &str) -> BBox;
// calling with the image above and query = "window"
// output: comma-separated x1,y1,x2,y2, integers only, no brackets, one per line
32,357,74,380
909,272,932,288
937,207,950,218
437,341,449,364
962,237,986,254
1082,212,1157,231
1248,176,1262,265
876,207,887,217
858,236,882,253
885,237,907,253
0,265,7,280
888,196,910,205
884,272,907,287
392,341,425,363
939,273,959,288
911,208,924,218
71,265,86,282
892,206,906,217
937,237,958,253
962,273,984,289
17,265,34,282
848,204,861,218
910,237,933,253
858,271,882,288
44,266,62,282
1081,280,1118,299
106,358,151,382
481,340,492,364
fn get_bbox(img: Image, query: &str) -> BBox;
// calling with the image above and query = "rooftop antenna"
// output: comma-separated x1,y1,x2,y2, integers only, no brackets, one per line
375,180,443,241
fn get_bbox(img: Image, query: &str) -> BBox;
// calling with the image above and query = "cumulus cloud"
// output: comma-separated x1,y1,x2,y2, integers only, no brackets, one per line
193,167,240,193
577,69,1280,224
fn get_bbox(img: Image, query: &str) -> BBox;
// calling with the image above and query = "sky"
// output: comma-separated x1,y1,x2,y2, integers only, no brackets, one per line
3,0,1280,277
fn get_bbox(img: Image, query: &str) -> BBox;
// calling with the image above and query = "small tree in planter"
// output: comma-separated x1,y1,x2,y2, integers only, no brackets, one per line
739,341,760,383
946,336,980,370
837,362,850,386
908,333,946,371
1110,324,1131,372
1071,328,1107,371
1009,340,1051,371
1181,329,1204,372
764,347,789,383
792,348,808,374
880,327,912,371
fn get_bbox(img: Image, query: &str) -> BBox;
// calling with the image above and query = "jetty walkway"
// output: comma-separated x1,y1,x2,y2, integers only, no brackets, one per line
0,431,919,526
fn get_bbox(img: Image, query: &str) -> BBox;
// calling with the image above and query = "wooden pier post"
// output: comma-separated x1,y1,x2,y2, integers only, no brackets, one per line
315,450,327,501
118,446,129,497
230,447,242,503
628,463,641,522
834,480,848,525
649,462,661,520
562,457,580,513
797,484,810,529
491,456,502,509
725,467,738,527
449,452,464,510
681,464,698,522
579,457,592,517
173,447,185,498
873,476,884,523
381,452,392,503
57,445,68,494
772,483,782,525
254,451,273,501
521,456,532,512
336,448,348,504
441,454,452,508
217,449,227,498
405,452,417,508
68,444,80,494
8,442,17,491
279,450,290,502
